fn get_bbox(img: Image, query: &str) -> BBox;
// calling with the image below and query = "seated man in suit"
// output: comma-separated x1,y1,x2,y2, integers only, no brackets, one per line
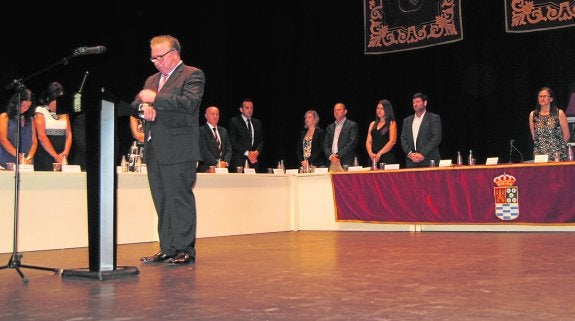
323,102,359,169
400,92,442,168
228,99,264,172
198,106,232,172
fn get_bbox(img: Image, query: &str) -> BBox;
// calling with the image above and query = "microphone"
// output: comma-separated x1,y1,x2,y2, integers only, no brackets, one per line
73,46,107,56
509,139,514,163
509,139,524,163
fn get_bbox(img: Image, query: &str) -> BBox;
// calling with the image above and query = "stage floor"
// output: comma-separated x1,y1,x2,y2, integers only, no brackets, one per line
1,231,575,320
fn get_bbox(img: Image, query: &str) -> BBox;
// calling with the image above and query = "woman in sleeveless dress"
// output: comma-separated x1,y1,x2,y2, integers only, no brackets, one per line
34,82,72,171
529,87,570,161
0,88,37,168
366,99,397,166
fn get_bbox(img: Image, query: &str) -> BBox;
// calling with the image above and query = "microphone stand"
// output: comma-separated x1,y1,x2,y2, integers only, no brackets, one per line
509,140,513,163
0,52,80,283
509,140,524,163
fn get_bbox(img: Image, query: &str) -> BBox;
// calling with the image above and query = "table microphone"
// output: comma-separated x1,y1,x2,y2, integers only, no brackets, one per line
509,139,514,163
510,139,524,163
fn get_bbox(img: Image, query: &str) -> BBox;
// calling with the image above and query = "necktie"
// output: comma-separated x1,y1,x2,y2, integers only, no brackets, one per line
246,119,253,146
213,127,222,156
158,74,168,92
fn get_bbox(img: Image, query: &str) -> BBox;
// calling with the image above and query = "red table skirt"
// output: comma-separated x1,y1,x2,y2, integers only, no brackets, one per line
330,163,575,224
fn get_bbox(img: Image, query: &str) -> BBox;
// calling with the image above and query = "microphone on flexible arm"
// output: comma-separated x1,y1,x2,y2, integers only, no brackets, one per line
73,46,107,56
509,139,524,163
509,139,514,163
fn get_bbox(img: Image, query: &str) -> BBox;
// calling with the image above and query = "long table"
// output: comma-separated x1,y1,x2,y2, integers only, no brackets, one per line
331,162,575,224
2,163,574,253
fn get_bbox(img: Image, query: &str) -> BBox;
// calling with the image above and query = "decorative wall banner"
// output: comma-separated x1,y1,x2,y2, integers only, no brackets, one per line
364,0,463,55
505,0,575,33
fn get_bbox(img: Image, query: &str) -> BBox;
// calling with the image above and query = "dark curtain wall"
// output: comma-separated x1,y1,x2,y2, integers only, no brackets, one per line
2,2,574,168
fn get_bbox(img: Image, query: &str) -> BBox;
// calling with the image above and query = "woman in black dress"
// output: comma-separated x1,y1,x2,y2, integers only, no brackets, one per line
365,99,397,166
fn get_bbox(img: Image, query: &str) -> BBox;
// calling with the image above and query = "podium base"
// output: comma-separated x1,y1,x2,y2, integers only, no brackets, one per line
61,266,139,280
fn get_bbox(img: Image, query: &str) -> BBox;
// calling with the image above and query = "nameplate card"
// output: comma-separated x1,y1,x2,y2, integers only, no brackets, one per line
384,163,400,170
347,166,364,172
485,157,499,165
273,168,285,174
285,169,299,174
19,164,35,172
243,168,256,174
439,159,452,167
314,167,329,173
62,165,82,173
215,168,229,174
534,154,549,163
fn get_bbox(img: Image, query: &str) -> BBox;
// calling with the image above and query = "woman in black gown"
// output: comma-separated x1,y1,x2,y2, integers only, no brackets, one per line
365,99,397,166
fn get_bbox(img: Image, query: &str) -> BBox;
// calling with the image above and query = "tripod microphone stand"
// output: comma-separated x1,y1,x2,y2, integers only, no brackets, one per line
0,83,60,283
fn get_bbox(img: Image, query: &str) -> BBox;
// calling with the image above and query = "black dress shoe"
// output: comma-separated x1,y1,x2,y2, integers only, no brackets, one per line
168,251,195,265
140,251,176,263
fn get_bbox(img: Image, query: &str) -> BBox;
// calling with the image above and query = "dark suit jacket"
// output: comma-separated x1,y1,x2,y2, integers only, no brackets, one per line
228,115,263,169
198,123,232,172
133,63,205,164
323,119,359,166
400,111,442,168
296,127,326,167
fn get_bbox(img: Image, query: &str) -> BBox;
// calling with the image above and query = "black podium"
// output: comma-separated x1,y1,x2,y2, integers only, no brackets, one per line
62,91,139,280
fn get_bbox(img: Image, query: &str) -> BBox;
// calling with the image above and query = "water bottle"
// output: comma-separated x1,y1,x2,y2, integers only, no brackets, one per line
129,141,139,158
135,156,142,172
121,156,128,172
468,150,473,165
353,156,359,167
371,156,377,170
138,146,145,163
569,145,574,161
457,151,463,165
244,158,250,169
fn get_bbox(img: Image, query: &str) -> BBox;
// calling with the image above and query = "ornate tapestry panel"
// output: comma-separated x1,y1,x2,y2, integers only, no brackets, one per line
505,0,575,33
364,0,463,54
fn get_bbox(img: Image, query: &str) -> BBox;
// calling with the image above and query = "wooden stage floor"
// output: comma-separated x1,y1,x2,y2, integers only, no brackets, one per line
1,231,575,321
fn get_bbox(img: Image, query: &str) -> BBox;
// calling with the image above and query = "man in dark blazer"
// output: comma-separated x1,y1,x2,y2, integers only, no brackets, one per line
134,35,204,265
400,92,442,168
198,106,232,172
228,99,264,172
323,102,359,168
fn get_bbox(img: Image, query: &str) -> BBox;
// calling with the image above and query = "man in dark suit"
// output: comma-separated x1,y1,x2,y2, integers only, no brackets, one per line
134,35,204,265
228,99,264,172
323,102,359,168
400,92,442,168
198,106,232,172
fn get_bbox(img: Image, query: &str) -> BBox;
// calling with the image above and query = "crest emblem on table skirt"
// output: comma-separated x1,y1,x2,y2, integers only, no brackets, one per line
493,173,519,221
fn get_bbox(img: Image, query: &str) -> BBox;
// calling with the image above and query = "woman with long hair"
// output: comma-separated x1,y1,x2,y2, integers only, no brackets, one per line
0,88,37,168
529,87,570,160
366,99,397,165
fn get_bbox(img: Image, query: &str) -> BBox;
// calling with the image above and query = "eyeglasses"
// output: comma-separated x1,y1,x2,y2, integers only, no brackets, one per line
150,49,174,63
538,95,550,98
